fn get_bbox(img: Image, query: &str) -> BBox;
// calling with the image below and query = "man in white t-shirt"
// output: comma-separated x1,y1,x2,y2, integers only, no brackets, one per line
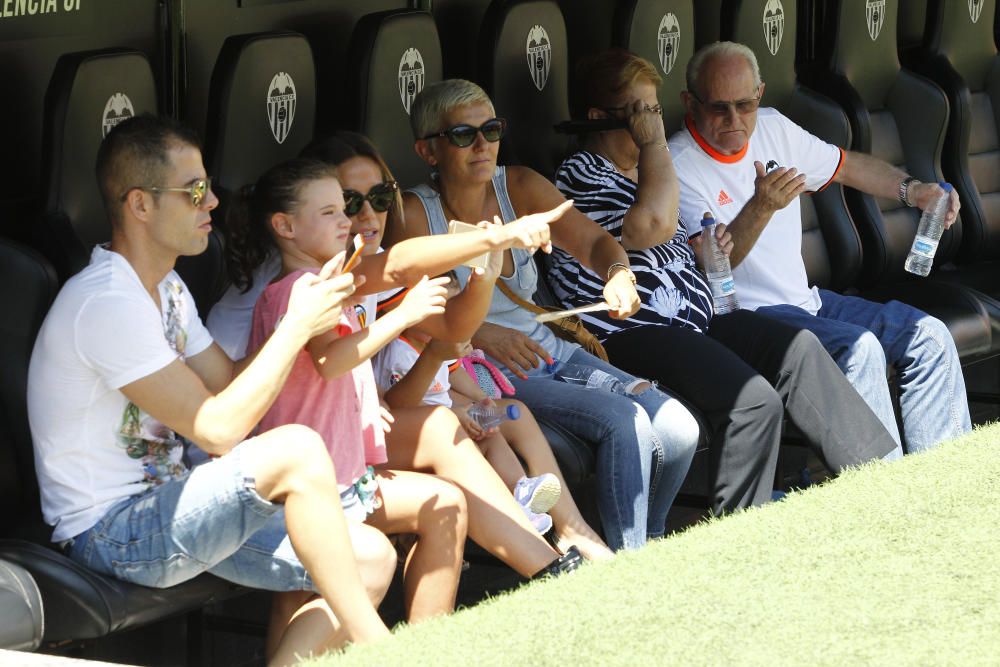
26,115,394,659
668,41,971,453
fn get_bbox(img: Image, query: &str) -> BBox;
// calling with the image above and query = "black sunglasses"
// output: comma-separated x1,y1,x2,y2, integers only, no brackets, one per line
122,177,213,207
421,118,507,148
343,181,399,216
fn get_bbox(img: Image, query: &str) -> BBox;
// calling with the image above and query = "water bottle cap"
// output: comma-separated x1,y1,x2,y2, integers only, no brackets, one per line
506,404,521,420
939,182,953,192
700,216,716,227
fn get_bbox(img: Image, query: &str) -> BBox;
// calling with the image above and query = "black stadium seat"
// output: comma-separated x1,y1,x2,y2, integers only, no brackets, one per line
614,0,696,135
346,10,444,188
205,31,317,198
721,0,863,293
37,49,157,281
904,0,1000,314
478,0,572,178
0,238,241,646
801,0,994,361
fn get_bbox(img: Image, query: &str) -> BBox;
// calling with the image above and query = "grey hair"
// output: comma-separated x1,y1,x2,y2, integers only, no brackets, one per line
686,41,762,97
410,79,496,140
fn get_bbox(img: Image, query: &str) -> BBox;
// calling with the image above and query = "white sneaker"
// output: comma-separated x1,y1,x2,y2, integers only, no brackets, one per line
513,473,562,514
523,507,553,535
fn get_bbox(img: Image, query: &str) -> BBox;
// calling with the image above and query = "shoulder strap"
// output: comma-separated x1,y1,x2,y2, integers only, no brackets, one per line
495,278,546,314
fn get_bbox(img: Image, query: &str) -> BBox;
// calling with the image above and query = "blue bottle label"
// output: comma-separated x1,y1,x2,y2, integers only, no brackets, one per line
910,235,938,259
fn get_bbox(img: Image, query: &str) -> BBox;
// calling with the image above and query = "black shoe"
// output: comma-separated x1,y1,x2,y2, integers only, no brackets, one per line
531,545,583,580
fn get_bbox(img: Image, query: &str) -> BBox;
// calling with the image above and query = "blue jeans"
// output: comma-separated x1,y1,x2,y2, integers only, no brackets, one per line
757,290,971,453
66,443,316,592
508,347,699,551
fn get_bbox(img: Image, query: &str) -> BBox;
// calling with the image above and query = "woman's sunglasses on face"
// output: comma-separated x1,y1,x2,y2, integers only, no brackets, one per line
421,118,507,148
343,180,399,216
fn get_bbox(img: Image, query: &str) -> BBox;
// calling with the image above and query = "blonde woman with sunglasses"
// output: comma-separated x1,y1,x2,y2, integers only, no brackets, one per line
389,79,701,551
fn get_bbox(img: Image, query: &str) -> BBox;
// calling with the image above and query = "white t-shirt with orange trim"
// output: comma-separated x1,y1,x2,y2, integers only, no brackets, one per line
669,108,844,314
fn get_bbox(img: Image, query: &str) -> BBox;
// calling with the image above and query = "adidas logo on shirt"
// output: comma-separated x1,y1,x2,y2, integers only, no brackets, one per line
717,189,734,206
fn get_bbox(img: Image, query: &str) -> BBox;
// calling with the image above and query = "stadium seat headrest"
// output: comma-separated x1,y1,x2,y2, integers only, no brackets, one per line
42,49,157,248
347,10,443,189
722,0,798,108
926,0,997,90
206,32,316,193
614,0,695,136
826,0,902,110
479,0,570,177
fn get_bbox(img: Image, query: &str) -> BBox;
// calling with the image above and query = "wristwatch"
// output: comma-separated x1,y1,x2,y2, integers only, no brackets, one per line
898,176,919,207
607,262,637,284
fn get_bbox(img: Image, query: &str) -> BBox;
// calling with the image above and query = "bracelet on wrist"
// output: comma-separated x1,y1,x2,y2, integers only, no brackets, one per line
898,176,919,207
606,262,637,284
640,141,669,151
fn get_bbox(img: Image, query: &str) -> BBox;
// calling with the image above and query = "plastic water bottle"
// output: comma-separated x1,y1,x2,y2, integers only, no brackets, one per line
701,216,739,314
552,362,627,395
467,401,520,430
904,182,953,277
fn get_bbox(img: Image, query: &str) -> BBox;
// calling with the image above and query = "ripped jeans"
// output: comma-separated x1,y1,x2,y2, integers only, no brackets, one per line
508,347,699,550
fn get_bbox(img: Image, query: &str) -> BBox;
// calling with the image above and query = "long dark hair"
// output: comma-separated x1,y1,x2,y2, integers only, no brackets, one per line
301,131,404,238
225,157,339,292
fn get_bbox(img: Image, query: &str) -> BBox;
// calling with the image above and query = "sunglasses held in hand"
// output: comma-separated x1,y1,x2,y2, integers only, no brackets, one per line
343,181,398,216
421,118,507,147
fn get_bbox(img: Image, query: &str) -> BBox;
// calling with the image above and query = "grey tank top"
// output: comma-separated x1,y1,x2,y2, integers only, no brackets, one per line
408,166,578,372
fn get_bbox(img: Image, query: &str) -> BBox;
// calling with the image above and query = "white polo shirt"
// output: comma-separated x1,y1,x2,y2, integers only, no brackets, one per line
669,108,844,314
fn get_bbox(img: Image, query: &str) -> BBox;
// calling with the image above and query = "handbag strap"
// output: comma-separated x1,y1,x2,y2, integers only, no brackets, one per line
496,279,549,315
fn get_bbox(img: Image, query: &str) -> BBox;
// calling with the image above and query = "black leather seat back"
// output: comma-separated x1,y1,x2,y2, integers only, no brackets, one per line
614,0,695,135
812,0,956,285
0,240,58,543
347,10,444,188
205,32,316,195
722,0,861,291
922,0,1000,262
40,49,157,279
722,0,797,107
479,0,571,177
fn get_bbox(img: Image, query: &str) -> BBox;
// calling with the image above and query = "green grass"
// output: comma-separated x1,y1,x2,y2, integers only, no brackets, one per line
315,424,1000,666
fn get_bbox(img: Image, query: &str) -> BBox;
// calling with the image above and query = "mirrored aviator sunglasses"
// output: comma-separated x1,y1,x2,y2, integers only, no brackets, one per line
343,181,399,216
424,118,507,148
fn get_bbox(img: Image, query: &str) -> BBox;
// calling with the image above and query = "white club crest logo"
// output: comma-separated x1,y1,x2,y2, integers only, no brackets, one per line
266,72,297,145
866,0,885,41
526,25,552,92
763,0,784,56
398,48,425,115
102,93,135,138
657,14,680,76
969,0,985,23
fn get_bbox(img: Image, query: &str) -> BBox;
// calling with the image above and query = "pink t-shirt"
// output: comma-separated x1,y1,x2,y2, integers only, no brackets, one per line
248,269,387,490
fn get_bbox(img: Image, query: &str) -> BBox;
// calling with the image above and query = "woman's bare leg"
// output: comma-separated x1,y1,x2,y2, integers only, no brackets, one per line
384,405,559,576
365,470,467,622
266,517,396,665
496,399,614,561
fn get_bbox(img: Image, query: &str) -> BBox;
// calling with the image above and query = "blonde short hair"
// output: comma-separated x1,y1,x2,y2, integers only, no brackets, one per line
410,79,496,139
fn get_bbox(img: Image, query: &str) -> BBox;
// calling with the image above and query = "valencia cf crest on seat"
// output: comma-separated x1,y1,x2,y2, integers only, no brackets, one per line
398,48,425,115
763,0,784,56
526,25,552,92
866,0,885,41
102,93,135,138
657,14,680,76
969,0,985,23
266,72,297,145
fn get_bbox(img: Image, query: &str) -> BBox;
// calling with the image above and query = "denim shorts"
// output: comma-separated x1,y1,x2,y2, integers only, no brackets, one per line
66,442,317,593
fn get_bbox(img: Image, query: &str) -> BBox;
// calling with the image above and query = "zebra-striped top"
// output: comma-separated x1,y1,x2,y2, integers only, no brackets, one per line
548,150,714,339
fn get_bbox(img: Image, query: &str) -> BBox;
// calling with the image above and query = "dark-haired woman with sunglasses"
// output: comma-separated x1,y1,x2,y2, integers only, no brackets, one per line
388,79,700,552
